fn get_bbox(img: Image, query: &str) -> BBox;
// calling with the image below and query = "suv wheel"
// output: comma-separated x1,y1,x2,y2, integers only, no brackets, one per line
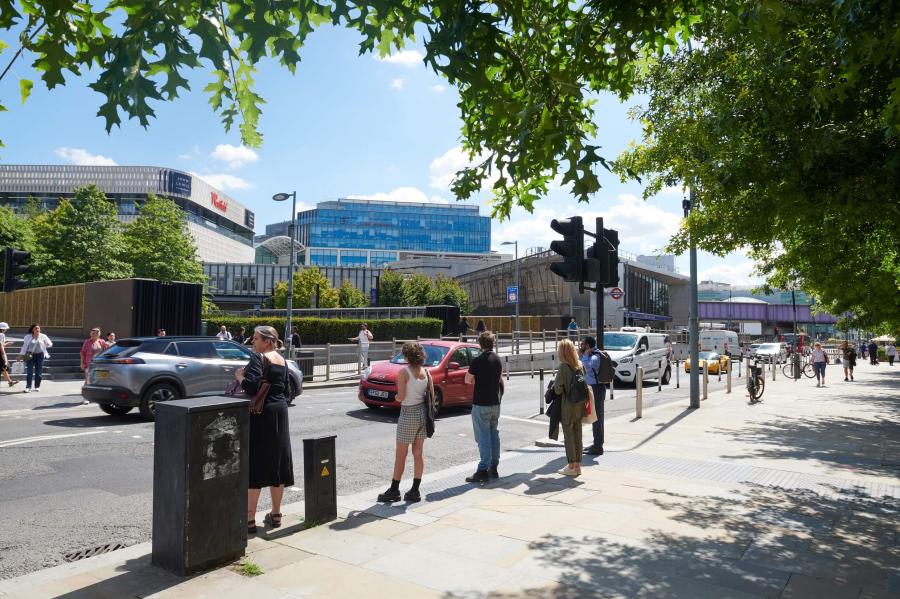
98,403,132,416
140,382,180,420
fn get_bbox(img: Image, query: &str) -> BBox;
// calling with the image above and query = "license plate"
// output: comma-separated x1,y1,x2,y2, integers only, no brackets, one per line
368,389,389,399
96,371,109,379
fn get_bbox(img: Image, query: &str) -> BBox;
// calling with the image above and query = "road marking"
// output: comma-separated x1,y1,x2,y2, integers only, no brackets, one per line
0,430,107,448
499,414,546,426
131,435,142,439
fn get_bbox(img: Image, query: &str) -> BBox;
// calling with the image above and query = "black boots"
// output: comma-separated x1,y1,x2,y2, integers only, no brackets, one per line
466,470,490,483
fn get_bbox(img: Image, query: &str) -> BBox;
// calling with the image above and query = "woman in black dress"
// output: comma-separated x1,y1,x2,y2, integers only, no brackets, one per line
235,325,294,534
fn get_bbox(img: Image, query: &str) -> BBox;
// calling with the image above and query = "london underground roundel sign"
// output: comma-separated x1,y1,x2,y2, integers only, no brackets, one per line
609,287,624,300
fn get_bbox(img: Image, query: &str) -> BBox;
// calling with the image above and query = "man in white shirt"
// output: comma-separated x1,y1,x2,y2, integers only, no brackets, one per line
215,326,232,341
353,323,374,367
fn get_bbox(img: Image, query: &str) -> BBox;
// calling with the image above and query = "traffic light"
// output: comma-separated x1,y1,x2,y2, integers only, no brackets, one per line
601,228,620,286
549,217,584,282
3,248,31,292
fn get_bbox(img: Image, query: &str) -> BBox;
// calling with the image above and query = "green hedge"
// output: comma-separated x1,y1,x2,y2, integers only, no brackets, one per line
204,317,443,345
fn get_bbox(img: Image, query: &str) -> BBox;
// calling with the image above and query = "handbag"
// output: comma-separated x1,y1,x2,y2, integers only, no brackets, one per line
424,370,436,438
225,354,271,415
10,361,24,375
583,385,598,425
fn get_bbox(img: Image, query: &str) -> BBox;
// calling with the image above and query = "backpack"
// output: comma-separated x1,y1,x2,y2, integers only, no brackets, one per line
590,348,614,384
566,364,590,404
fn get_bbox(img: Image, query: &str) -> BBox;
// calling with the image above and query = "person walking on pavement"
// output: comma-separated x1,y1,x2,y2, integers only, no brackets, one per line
350,323,373,367
378,342,433,503
841,341,856,382
106,332,116,346
458,317,471,341
233,327,246,345
476,319,486,335
580,336,607,456
464,331,504,483
553,339,589,477
885,342,896,366
215,325,232,341
80,327,109,386
868,341,879,365
0,322,18,388
810,341,828,387
567,317,578,340
235,326,294,534
290,326,301,350
18,323,52,393
858,341,867,361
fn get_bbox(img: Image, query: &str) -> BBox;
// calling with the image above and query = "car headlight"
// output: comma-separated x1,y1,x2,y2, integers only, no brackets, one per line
618,356,633,364
362,367,371,380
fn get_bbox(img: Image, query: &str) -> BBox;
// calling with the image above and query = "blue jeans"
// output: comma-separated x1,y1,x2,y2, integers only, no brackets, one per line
813,362,826,381
471,404,501,472
26,353,45,389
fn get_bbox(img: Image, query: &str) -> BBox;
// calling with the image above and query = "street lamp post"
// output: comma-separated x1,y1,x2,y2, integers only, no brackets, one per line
684,194,700,409
501,241,519,353
273,191,297,356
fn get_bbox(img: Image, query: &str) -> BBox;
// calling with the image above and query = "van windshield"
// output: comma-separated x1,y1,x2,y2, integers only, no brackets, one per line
603,333,637,351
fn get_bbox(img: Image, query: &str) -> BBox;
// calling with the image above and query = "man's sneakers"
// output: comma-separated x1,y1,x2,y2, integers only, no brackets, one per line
584,445,604,455
23,388,31,393
465,470,490,483
376,487,401,503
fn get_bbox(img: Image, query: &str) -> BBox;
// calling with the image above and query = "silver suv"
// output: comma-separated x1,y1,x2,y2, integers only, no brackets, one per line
82,337,303,420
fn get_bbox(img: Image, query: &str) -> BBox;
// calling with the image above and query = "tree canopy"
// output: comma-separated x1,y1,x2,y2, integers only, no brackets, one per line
272,266,340,309
616,2,899,332
123,194,205,284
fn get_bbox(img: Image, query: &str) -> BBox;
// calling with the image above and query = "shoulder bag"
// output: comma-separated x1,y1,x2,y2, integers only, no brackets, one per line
225,353,271,415
424,369,436,438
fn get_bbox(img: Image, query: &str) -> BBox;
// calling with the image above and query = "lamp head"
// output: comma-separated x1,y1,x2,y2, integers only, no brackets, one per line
272,192,292,202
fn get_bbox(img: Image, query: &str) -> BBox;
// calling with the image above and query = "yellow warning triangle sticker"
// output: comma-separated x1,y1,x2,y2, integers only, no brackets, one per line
320,465,330,477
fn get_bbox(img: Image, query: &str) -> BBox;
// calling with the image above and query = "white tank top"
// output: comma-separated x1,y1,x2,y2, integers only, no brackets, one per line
402,366,427,406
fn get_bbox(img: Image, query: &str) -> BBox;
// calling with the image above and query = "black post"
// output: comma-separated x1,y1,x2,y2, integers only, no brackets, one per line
596,217,604,349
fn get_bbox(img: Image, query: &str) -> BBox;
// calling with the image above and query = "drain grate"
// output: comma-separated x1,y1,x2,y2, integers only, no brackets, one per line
63,542,128,562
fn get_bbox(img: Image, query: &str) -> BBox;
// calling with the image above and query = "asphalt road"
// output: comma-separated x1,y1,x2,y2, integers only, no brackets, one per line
0,366,741,579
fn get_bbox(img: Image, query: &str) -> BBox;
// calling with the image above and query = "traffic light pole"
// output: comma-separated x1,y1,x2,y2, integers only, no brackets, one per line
686,191,700,409
596,217,604,350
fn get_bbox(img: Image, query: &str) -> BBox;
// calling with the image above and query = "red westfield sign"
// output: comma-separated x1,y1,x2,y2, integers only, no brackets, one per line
210,192,227,213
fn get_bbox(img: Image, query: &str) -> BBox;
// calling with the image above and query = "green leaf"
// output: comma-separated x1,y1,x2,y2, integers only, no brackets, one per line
19,78,33,103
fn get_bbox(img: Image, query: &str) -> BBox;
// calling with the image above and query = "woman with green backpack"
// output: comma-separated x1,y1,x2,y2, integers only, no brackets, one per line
553,339,590,477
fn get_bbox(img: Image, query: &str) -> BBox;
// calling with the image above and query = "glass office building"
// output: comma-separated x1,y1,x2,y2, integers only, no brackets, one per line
259,198,491,268
0,164,256,263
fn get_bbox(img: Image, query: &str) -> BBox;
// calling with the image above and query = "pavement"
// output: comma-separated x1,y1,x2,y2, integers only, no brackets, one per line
1,361,897,598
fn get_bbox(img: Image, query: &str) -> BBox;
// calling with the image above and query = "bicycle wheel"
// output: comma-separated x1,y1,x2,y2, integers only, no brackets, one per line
782,362,792,378
802,363,816,378
750,375,765,401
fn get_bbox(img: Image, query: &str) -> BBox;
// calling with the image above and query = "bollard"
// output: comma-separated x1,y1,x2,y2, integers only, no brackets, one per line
542,330,546,353
635,366,643,419
738,357,742,379
609,371,615,400
658,360,662,392
530,354,534,379
303,436,337,525
357,344,361,375
792,353,801,380
152,397,249,576
726,362,732,393
676,359,680,388
539,368,545,415
325,343,332,381
772,356,776,381
717,362,722,382
702,364,708,400
505,355,510,381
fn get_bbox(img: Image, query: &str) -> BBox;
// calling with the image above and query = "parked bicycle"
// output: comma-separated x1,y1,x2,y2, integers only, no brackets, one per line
747,358,765,403
781,359,815,379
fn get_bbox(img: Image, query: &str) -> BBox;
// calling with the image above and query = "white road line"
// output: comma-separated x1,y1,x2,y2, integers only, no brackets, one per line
0,430,107,448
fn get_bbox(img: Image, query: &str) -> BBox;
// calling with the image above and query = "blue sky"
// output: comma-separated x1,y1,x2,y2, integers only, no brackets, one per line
0,24,758,285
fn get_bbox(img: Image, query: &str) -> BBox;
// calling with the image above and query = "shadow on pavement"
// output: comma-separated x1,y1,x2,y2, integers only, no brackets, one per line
43,413,146,428
55,554,183,599
445,482,900,598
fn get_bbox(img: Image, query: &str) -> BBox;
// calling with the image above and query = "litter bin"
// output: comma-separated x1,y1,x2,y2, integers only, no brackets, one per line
303,436,337,525
152,397,249,576
295,350,315,383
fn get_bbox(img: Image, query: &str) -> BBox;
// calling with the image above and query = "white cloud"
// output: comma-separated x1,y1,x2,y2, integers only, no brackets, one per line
430,84,447,93
390,78,405,90
348,187,450,205
491,193,683,257
210,144,259,169
377,50,424,68
190,172,254,191
55,147,117,166
698,261,763,287
429,146,496,191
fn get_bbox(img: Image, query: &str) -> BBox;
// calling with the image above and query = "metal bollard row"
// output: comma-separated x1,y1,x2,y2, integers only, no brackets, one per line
635,365,643,419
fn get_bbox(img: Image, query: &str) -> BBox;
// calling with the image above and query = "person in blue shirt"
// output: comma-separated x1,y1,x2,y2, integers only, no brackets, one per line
567,318,578,340
580,336,606,455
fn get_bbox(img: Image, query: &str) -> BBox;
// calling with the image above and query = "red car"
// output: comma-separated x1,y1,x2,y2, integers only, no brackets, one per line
359,341,482,411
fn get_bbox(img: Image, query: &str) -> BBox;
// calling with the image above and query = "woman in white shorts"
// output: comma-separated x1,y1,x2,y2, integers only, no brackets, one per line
377,341,434,504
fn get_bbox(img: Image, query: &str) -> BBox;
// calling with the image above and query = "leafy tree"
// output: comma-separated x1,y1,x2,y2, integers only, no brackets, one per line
616,3,900,331
272,266,339,309
30,185,132,286
0,205,34,284
123,194,204,283
376,269,404,307
430,275,469,312
338,279,369,308
401,274,434,307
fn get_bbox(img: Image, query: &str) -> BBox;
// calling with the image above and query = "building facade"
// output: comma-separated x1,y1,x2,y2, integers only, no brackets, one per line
257,197,492,268
0,164,256,263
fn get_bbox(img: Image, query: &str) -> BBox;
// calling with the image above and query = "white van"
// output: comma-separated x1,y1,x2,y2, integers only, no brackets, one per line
603,328,672,384
699,330,740,358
